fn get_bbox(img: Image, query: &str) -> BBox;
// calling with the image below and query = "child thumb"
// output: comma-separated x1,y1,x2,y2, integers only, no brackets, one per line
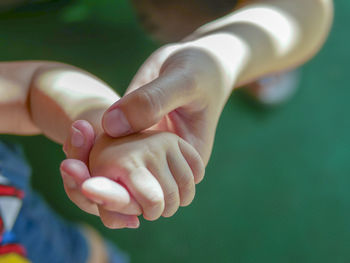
64,120,95,164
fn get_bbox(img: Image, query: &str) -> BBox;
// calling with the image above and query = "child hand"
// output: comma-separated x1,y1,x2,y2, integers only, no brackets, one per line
61,120,98,215
60,120,204,228
85,130,204,223
60,120,141,228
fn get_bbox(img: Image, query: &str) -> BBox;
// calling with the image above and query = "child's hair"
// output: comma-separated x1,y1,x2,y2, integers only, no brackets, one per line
201,0,239,15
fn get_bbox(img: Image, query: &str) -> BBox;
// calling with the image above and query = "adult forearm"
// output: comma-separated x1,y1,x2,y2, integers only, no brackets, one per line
184,0,333,88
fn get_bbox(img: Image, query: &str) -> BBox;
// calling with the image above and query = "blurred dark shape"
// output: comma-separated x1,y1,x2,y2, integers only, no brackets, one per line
130,0,238,42
0,0,28,10
0,0,70,13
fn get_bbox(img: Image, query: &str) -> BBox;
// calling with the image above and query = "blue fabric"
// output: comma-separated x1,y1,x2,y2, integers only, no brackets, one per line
0,141,89,263
0,141,129,263
0,141,30,191
105,241,130,263
2,231,17,244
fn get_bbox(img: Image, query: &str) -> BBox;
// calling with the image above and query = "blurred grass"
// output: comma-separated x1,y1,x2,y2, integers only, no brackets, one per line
1,1,350,262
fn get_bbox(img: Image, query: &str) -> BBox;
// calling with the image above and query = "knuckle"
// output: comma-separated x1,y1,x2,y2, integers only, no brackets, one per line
144,147,162,164
166,67,197,98
123,154,143,171
156,133,180,151
179,69,198,94
134,89,162,121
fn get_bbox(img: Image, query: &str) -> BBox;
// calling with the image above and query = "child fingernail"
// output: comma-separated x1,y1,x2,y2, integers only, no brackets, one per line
71,126,84,148
127,221,139,229
61,172,77,189
104,108,131,137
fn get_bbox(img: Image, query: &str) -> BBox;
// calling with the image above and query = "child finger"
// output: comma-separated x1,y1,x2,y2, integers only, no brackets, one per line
98,207,140,229
65,120,95,164
63,184,99,216
60,159,91,187
121,166,165,221
82,177,142,216
166,150,196,207
147,160,180,218
178,138,205,184
60,159,99,215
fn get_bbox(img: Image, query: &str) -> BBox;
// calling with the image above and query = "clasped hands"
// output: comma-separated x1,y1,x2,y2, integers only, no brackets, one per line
60,38,239,228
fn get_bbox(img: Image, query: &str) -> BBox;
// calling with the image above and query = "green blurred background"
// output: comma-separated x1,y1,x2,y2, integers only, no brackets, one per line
0,0,349,262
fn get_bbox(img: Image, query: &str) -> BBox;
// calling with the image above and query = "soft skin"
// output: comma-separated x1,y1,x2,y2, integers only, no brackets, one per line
0,61,120,262
0,61,204,230
63,0,334,228
63,121,204,228
102,0,334,161
87,131,204,226
0,0,333,229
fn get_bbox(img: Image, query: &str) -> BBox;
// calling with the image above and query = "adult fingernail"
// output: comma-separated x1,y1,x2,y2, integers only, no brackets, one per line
103,108,131,137
71,126,84,148
61,171,77,189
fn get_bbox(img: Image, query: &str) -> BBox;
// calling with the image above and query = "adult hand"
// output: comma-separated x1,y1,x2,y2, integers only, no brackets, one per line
103,38,241,165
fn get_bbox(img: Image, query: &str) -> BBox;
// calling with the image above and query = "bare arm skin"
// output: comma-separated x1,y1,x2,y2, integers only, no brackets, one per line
183,0,334,90
3,0,332,231
0,61,119,261
101,0,334,166
0,61,118,142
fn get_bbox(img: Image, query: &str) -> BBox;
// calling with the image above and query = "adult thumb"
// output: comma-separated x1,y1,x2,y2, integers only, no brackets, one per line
102,69,195,137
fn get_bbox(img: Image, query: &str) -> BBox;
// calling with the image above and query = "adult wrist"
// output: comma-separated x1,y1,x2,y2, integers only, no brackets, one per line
183,33,250,100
